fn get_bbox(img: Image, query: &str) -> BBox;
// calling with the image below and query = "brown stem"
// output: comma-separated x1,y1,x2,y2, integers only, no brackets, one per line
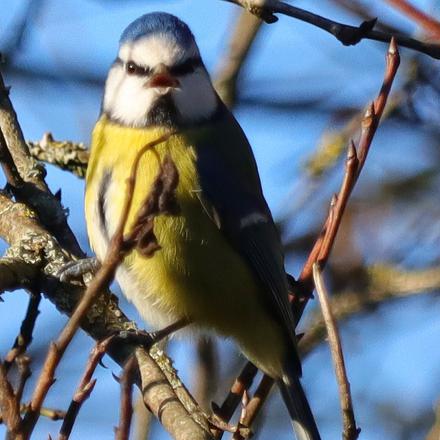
21,132,176,438
222,0,440,58
58,337,114,440
214,10,263,107
114,356,137,440
313,264,360,440
215,39,400,436
384,0,440,38
231,375,274,440
4,292,41,371
14,356,31,409
0,72,83,255
212,363,258,439
0,361,22,436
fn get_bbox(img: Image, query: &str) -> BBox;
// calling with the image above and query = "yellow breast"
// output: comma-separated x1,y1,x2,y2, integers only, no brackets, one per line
85,116,287,378
86,117,252,318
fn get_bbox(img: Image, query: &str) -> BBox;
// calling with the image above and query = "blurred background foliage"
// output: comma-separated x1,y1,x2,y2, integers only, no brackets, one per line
1,1,440,439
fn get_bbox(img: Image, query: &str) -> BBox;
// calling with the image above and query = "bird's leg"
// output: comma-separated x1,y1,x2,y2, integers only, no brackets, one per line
149,317,191,341
57,257,101,282
115,317,191,349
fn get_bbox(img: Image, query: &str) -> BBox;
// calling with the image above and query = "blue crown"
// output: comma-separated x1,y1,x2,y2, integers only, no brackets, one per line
120,12,194,47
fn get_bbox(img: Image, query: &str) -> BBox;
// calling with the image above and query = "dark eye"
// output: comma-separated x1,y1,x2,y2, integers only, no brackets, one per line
126,61,137,75
126,61,150,76
170,57,200,76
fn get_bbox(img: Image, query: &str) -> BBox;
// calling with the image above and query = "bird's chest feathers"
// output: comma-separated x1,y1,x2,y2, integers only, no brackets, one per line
86,121,212,267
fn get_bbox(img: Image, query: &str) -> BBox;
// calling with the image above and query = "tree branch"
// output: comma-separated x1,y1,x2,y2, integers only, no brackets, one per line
27,133,89,179
114,356,137,440
214,39,400,437
136,348,211,440
0,360,21,436
222,0,440,59
214,10,263,107
0,109,213,440
58,337,113,440
4,292,41,371
0,256,38,294
299,265,440,357
313,263,359,440
384,0,440,39
0,72,82,255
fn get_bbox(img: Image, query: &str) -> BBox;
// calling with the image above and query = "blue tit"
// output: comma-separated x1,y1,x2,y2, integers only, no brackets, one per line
85,12,320,440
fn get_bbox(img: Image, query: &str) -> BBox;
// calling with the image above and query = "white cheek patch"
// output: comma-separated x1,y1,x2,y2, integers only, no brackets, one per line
103,64,156,126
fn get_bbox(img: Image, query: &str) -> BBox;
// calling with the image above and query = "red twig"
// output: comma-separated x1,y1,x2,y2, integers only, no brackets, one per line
211,364,258,439
223,0,440,59
58,336,114,440
384,0,440,39
300,37,400,289
214,38,400,437
20,131,176,438
231,376,273,440
114,356,137,440
0,360,22,436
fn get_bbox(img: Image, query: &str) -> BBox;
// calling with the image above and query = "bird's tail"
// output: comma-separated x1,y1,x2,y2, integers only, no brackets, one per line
278,375,321,440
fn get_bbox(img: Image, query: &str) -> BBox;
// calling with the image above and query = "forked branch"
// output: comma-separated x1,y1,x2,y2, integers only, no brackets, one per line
215,38,400,440
222,0,440,58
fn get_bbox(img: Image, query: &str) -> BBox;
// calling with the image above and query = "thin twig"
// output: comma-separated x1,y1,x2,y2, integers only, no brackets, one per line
384,0,440,38
114,356,137,440
214,39,400,436
211,363,258,439
300,37,400,289
231,376,273,440
0,184,212,440
0,361,22,436
21,132,176,438
4,292,41,371
194,337,219,411
222,0,440,59
330,0,402,35
14,356,31,408
214,9,264,107
58,336,114,440
231,390,249,440
313,263,360,440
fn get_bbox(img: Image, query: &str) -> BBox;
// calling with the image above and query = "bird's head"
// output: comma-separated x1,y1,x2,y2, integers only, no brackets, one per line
102,12,218,127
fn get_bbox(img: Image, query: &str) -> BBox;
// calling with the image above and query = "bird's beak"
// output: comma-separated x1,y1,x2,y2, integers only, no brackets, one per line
145,63,180,92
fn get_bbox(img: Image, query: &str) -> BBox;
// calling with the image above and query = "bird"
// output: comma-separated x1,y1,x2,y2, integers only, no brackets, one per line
84,12,321,440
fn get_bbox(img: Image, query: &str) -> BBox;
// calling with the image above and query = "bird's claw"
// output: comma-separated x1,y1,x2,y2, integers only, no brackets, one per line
57,257,100,282
113,329,156,349
114,318,190,349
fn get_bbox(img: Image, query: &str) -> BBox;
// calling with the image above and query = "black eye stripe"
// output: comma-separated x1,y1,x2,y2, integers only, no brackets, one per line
169,57,201,76
122,58,201,77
